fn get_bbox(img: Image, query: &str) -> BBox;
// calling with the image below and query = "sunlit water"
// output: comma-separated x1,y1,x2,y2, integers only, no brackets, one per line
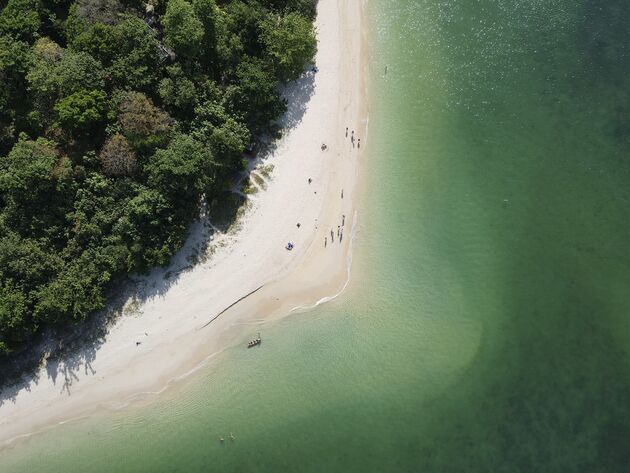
3,1,630,471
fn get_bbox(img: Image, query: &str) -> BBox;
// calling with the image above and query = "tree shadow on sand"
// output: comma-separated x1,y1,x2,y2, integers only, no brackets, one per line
0,208,217,405
0,192,251,403
280,68,316,131
0,66,318,408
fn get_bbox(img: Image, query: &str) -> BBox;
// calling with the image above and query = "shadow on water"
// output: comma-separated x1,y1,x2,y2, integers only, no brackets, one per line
398,1,630,471
577,1,630,152
411,272,630,471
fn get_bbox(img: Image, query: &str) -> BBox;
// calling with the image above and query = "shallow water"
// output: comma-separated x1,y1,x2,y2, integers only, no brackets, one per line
3,1,630,471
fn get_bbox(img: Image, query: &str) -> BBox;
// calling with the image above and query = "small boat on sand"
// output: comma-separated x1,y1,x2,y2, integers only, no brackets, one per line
247,333,261,348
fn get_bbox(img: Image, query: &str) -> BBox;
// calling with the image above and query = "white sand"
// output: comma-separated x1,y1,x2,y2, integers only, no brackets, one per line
0,0,368,448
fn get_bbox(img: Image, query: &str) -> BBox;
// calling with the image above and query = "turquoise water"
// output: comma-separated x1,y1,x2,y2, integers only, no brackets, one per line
3,0,630,471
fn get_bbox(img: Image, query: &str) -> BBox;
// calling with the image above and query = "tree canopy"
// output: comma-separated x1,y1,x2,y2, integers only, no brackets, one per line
0,0,316,357
163,0,205,58
260,11,316,82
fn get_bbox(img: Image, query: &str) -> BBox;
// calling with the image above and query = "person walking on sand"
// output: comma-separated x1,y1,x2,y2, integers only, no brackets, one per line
325,237,327,248
337,225,340,237
358,138,361,149
342,214,345,226
331,229,334,242
308,178,312,184
345,127,348,137
341,189,344,199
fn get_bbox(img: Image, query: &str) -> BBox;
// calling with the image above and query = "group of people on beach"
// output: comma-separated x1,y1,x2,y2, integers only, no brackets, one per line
295,125,358,251
323,126,362,154
345,127,361,149
322,125,359,249
325,213,345,248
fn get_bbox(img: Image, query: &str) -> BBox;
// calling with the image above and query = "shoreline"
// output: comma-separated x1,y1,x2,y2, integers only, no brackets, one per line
0,0,369,449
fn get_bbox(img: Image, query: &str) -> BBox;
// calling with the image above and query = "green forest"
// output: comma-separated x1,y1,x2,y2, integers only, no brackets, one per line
0,0,316,357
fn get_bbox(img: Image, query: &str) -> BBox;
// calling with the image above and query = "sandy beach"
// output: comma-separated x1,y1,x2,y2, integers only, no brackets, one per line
0,0,368,448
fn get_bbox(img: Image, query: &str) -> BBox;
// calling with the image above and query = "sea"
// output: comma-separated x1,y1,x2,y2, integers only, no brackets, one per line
2,0,630,471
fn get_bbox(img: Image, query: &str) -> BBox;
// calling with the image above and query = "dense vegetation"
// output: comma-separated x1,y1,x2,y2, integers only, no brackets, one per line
0,0,316,357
